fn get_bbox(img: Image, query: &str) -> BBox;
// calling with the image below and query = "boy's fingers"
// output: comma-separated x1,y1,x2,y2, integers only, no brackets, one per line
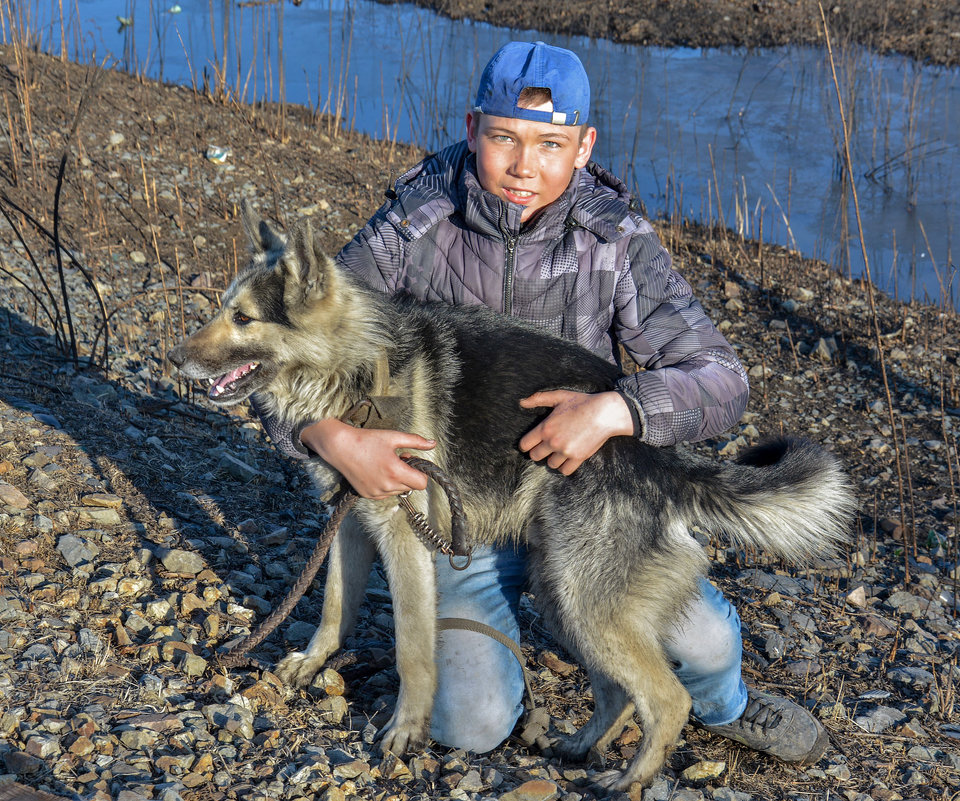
519,390,567,408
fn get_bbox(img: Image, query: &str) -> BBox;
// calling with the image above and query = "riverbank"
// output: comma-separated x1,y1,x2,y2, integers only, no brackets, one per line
401,0,960,66
0,47,959,801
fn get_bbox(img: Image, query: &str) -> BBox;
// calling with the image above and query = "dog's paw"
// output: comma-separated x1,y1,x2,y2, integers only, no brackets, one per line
552,733,603,764
592,767,658,792
275,651,326,688
378,716,429,757
592,768,639,792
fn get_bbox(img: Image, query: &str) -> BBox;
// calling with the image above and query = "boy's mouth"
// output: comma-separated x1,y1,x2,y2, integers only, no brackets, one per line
503,187,536,205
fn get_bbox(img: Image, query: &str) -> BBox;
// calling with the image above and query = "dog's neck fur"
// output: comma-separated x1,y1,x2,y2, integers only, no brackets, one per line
258,277,399,427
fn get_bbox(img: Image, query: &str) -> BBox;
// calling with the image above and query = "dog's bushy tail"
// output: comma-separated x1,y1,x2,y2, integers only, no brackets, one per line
682,437,855,562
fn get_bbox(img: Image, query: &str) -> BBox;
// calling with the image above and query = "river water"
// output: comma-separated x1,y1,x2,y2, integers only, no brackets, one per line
24,0,960,305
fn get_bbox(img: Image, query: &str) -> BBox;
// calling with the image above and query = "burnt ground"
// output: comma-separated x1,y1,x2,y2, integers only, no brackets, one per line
0,37,959,801
394,0,960,67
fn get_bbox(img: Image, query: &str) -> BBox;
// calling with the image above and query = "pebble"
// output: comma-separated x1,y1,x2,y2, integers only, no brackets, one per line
0,481,31,509
158,548,206,575
500,779,561,801
854,705,908,733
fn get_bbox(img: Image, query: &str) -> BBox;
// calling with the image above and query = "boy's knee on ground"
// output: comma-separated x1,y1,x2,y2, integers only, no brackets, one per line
666,581,743,678
430,628,525,753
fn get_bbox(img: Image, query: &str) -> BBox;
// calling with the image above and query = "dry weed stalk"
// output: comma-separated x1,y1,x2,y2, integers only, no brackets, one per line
819,3,912,581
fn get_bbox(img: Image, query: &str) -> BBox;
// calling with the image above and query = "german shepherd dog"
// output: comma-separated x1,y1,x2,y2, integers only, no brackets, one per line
169,205,854,789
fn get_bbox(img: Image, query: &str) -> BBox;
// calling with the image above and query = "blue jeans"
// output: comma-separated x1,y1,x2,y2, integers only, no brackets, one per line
431,543,748,752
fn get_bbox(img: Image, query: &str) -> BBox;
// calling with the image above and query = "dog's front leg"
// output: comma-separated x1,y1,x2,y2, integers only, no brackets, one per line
276,514,375,688
377,527,437,756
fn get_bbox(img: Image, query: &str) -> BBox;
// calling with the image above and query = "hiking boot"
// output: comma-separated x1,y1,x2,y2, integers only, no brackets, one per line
700,688,829,764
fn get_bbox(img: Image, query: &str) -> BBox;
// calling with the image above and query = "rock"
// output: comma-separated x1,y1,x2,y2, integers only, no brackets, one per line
74,506,122,526
159,548,206,575
0,481,31,509
681,760,726,781
846,585,868,608
540,651,577,676
202,703,255,739
500,779,560,801
712,789,752,801
219,452,260,481
3,750,45,776
853,705,907,733
57,533,99,567
82,493,123,508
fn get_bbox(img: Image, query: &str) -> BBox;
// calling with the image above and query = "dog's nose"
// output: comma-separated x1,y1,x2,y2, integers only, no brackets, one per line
167,346,185,368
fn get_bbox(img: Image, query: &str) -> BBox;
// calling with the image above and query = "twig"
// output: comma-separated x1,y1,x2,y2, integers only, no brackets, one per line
819,3,910,580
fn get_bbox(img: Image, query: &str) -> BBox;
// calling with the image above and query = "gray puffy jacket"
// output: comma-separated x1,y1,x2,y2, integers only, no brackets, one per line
261,141,748,457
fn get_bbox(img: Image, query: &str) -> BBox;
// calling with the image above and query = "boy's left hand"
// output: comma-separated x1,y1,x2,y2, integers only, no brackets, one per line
518,390,635,475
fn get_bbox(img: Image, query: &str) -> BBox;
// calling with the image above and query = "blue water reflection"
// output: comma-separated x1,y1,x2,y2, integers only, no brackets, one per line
29,0,960,305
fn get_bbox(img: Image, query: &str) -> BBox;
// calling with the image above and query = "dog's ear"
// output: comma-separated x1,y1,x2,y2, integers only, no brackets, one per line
282,218,333,302
240,199,285,255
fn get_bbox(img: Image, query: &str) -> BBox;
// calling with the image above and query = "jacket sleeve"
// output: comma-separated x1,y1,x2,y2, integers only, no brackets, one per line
612,223,749,447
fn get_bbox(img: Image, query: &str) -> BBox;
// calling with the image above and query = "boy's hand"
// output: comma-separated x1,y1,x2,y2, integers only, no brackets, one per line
299,419,435,500
518,390,634,475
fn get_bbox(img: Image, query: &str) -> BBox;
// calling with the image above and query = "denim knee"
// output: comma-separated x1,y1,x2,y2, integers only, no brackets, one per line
666,577,747,725
430,545,527,752
430,626,525,752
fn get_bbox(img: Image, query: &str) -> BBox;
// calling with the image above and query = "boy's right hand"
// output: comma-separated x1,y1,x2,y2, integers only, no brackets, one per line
299,418,434,500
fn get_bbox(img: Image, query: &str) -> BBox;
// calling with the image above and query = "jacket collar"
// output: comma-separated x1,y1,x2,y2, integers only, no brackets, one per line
390,140,639,243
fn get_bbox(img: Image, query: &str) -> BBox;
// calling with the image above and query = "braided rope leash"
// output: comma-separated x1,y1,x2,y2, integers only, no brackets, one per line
215,490,358,670
213,458,473,671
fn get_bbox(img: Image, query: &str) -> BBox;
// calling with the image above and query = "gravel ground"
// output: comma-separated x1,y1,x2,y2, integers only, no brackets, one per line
1,46,959,801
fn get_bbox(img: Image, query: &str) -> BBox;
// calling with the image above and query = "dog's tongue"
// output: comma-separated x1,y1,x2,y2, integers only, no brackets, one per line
209,364,250,397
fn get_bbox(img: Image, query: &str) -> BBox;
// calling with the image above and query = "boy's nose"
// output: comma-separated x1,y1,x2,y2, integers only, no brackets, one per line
511,146,537,177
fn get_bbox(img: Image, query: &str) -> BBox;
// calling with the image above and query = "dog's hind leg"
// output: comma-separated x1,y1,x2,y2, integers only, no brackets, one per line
582,627,691,791
553,669,634,763
276,515,376,688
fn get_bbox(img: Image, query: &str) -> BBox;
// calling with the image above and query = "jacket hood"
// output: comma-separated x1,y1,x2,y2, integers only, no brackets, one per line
386,140,640,244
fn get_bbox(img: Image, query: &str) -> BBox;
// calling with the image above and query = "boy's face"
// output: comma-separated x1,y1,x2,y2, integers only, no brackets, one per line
466,105,597,223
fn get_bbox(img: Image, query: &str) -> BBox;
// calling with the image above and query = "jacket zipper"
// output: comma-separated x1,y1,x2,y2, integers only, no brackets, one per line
503,235,517,316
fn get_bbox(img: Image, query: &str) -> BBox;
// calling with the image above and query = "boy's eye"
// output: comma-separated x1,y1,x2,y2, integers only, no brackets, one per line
234,311,253,325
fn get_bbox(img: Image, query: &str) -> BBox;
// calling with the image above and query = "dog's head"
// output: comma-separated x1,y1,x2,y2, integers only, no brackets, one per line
167,201,342,406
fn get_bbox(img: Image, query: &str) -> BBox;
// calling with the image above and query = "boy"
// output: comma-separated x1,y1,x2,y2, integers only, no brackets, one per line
261,41,828,764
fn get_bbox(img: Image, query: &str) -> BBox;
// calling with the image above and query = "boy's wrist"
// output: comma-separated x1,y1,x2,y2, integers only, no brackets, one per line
614,390,643,438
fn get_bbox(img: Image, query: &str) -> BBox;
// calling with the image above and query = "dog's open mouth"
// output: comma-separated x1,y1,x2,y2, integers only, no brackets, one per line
206,362,260,400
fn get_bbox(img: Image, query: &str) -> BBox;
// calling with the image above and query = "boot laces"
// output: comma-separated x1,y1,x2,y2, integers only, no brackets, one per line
741,694,784,733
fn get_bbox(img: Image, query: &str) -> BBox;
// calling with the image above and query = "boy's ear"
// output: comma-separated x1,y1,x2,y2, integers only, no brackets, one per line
282,218,333,303
465,110,480,153
241,199,286,255
574,126,597,169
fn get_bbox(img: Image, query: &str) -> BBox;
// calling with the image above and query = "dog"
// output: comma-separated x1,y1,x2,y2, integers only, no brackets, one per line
168,204,854,790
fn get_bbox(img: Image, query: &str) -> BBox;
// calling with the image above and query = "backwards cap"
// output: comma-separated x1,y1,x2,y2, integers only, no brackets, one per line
473,41,590,126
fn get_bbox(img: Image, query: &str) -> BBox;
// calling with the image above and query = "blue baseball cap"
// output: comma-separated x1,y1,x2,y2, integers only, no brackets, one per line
473,41,590,126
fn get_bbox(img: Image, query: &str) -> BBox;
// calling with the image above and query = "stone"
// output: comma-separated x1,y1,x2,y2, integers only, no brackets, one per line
218,452,260,481
82,493,124,508
73,506,122,526
846,585,868,608
56,534,99,567
202,703,255,739
853,705,907,733
3,750,45,775
0,481,30,509
681,760,726,782
500,780,561,801
159,548,205,575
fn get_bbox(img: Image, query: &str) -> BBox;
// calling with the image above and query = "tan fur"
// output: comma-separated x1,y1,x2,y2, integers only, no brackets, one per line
168,204,854,791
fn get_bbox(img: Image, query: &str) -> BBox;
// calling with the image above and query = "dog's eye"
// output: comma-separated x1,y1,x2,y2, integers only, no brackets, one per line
234,311,253,325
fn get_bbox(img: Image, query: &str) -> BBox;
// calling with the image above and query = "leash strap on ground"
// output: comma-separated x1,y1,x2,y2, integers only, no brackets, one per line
437,616,536,710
